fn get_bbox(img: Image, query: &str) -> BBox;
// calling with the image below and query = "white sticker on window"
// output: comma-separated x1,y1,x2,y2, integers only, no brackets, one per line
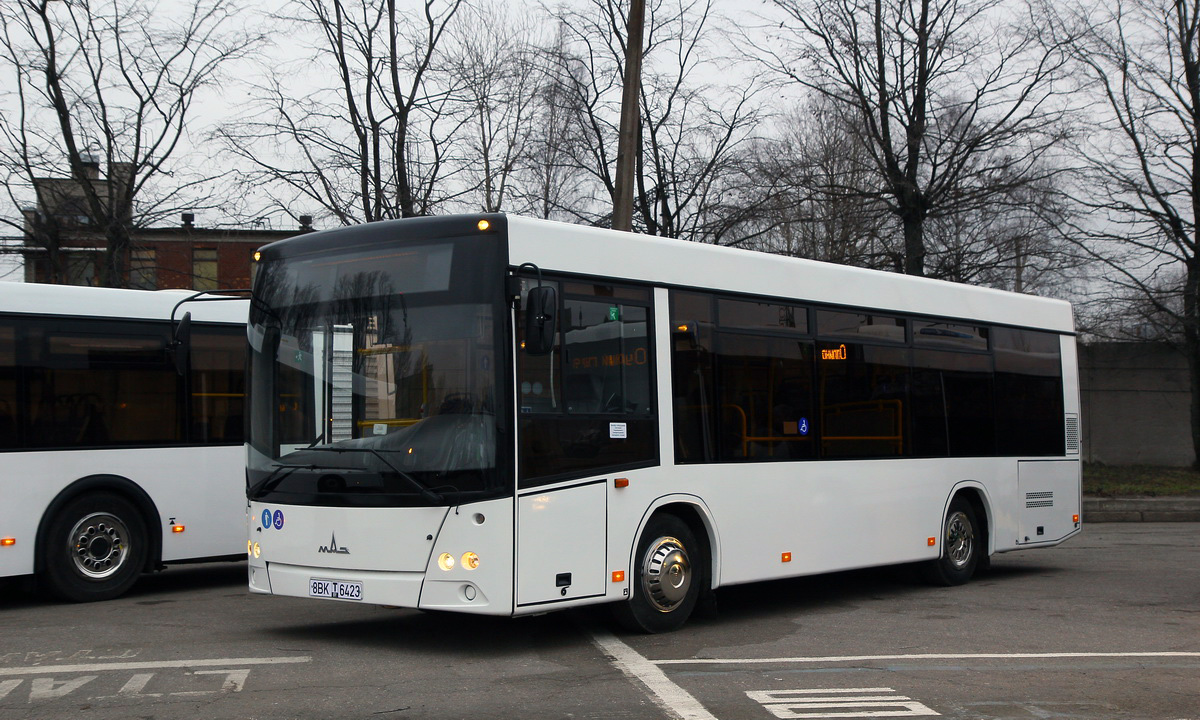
609,422,627,439
373,423,388,435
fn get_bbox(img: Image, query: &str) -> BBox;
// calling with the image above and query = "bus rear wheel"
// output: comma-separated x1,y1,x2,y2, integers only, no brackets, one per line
922,497,980,586
42,493,148,602
614,514,702,633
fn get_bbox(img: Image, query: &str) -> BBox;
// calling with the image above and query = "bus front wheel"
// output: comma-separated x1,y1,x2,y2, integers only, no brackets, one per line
615,514,702,633
42,493,148,602
922,497,980,586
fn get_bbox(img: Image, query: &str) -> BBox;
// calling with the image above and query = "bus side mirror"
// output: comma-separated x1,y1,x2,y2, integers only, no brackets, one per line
524,286,557,356
171,311,192,376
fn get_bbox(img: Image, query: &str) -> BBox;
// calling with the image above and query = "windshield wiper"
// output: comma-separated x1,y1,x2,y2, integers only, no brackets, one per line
306,446,445,504
248,462,319,499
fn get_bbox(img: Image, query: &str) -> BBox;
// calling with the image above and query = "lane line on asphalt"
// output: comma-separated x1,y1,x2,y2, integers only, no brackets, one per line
0,656,312,676
653,651,1200,666
589,629,719,720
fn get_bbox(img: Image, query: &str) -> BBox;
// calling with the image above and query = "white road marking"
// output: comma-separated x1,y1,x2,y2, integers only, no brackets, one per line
589,629,719,720
29,676,96,701
118,673,156,696
654,651,1200,666
195,669,251,692
0,680,20,700
0,656,310,677
747,688,939,719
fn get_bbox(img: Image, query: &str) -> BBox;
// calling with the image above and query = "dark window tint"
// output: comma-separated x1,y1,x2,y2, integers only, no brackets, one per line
518,279,656,485
993,328,1064,455
818,342,909,458
910,349,994,457
0,324,16,448
671,292,716,464
817,311,906,343
716,334,815,461
190,326,246,443
718,298,807,334
563,301,651,414
914,321,988,350
24,322,180,447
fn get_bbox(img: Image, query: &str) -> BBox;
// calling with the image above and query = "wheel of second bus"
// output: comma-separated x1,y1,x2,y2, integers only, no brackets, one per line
41,492,148,602
615,514,703,633
922,497,980,587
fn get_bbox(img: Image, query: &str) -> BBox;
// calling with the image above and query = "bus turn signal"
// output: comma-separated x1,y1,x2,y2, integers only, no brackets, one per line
0,537,14,547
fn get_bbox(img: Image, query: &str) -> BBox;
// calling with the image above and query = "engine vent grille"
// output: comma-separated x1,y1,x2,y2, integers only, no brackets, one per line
1065,414,1080,454
1026,491,1054,508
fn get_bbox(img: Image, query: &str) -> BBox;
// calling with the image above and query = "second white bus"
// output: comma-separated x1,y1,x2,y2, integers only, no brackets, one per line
0,284,249,602
245,214,1081,631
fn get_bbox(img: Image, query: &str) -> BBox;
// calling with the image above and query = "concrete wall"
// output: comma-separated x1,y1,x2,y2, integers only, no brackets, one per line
1079,342,1195,467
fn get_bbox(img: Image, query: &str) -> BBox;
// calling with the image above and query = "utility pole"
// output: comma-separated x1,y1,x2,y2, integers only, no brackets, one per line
612,0,644,232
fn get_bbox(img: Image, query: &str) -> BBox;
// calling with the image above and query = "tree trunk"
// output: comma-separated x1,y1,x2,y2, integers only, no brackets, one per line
1185,258,1200,469
901,209,926,277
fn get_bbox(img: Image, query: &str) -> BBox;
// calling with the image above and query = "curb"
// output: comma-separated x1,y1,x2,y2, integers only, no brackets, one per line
1082,496,1200,522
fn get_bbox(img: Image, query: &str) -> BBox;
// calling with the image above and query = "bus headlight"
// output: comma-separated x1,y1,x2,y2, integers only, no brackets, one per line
438,552,455,571
252,542,261,559
461,552,479,570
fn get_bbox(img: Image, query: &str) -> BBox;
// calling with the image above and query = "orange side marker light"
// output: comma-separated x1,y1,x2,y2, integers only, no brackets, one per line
612,571,625,583
172,525,186,534
927,537,937,546
1073,514,1080,524
781,552,792,563
0,537,15,547
614,478,629,488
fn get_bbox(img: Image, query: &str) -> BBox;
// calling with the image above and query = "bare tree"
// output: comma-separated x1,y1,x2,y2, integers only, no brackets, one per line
0,0,258,286
1049,0,1200,467
546,0,762,242
719,100,894,264
748,0,1070,277
444,2,540,213
221,0,469,225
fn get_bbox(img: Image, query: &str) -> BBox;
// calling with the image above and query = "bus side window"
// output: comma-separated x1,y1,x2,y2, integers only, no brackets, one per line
190,325,247,443
517,278,657,486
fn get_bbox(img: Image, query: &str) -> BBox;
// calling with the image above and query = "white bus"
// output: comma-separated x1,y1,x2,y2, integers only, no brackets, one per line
245,215,1081,632
0,284,249,602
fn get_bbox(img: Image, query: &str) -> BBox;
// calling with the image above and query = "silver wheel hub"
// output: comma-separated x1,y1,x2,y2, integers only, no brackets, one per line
68,513,130,579
945,510,975,570
640,536,691,613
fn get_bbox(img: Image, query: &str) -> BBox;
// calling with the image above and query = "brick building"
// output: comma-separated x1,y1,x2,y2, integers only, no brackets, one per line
18,161,307,290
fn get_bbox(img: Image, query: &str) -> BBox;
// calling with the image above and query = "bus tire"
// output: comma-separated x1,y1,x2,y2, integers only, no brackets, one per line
41,493,148,602
614,514,702,633
922,497,980,587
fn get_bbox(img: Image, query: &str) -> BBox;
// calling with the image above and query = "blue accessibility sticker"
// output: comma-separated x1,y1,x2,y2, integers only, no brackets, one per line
261,509,272,529
273,509,285,530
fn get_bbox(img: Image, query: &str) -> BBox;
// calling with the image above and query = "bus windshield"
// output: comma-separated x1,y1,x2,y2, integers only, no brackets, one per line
247,232,507,507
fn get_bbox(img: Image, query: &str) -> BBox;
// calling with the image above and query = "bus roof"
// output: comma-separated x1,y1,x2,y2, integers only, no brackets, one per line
507,216,1075,334
0,283,248,325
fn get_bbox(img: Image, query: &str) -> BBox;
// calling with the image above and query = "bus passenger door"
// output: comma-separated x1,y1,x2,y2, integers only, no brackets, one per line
511,274,655,607
515,480,607,606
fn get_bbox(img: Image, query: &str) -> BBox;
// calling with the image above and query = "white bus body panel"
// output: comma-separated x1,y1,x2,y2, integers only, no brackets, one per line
516,480,608,606
0,445,246,578
248,498,516,615
1016,461,1081,545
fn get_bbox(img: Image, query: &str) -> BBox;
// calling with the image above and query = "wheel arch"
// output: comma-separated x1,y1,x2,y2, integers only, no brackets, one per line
35,474,163,576
629,495,721,590
943,481,993,560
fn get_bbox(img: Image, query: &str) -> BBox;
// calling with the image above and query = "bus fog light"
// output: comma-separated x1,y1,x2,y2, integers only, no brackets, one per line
461,552,479,570
438,552,455,571
462,584,477,601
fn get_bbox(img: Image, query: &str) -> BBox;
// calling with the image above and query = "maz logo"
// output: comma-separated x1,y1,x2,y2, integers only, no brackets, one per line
318,533,351,555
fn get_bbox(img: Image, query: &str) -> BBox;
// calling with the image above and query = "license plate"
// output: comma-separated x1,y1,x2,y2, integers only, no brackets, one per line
309,578,362,601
